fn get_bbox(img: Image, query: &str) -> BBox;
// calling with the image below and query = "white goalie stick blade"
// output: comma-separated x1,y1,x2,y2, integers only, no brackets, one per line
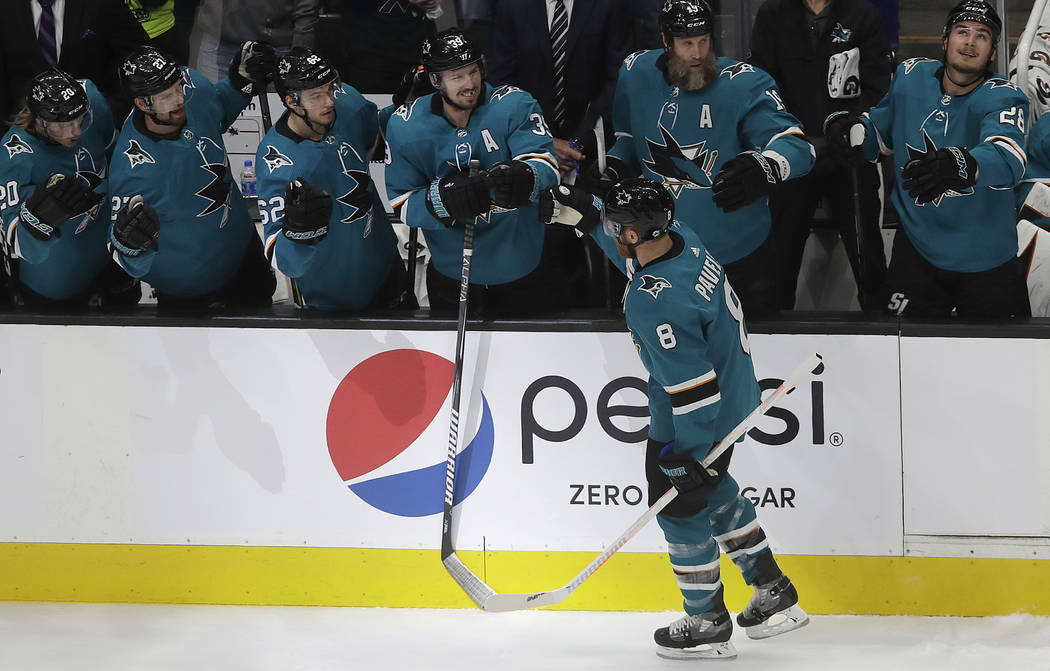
447,353,824,613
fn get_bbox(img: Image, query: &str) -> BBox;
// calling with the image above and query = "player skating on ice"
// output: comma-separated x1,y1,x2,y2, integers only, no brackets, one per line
256,48,408,311
825,0,1030,319
107,44,277,308
384,28,562,316
542,178,809,660
591,0,814,319
0,69,139,306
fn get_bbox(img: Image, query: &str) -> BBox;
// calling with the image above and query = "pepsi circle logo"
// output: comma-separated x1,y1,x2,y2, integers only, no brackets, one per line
326,349,494,517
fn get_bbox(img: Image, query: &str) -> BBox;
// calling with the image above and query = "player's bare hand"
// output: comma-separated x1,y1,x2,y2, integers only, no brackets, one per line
553,138,585,176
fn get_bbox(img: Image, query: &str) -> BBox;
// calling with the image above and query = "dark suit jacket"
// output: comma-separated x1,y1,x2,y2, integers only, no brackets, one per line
486,0,630,148
0,0,149,126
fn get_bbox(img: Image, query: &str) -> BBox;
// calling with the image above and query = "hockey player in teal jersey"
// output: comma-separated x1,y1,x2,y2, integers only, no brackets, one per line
540,178,808,660
257,48,407,312
385,28,561,316
0,69,139,306
826,0,1029,319
597,0,814,319
107,45,277,307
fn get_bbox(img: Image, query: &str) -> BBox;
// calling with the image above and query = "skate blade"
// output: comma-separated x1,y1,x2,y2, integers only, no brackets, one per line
744,604,810,640
655,641,738,661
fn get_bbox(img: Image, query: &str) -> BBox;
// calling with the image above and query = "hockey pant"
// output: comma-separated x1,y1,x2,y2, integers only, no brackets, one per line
657,472,782,616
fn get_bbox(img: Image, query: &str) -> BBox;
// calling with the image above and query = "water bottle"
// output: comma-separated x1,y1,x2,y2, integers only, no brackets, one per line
240,159,257,198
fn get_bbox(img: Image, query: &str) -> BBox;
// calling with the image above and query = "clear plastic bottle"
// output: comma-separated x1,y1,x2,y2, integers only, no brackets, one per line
240,159,257,198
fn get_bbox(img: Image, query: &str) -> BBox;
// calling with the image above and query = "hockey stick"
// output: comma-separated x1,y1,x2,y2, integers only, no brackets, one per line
440,159,498,606
444,352,824,612
848,125,866,309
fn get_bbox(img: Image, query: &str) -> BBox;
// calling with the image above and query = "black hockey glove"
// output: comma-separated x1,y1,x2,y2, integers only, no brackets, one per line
488,160,536,209
539,185,602,236
19,174,104,242
576,155,629,199
111,195,160,257
901,146,978,205
656,442,729,512
425,172,491,226
822,110,866,165
392,65,431,108
282,179,332,245
228,40,277,95
711,151,783,213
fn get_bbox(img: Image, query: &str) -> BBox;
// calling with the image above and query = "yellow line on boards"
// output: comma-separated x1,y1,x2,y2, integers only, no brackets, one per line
1,543,1047,616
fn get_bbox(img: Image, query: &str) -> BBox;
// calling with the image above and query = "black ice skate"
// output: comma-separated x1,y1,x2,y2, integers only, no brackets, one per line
654,608,737,660
736,574,809,640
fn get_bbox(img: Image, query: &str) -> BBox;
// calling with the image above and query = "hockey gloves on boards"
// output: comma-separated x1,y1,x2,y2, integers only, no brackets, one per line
901,146,978,205
539,185,602,236
425,171,491,226
111,195,160,257
822,110,866,165
656,441,729,514
229,41,277,95
711,151,782,213
283,178,332,245
487,160,536,209
18,173,104,241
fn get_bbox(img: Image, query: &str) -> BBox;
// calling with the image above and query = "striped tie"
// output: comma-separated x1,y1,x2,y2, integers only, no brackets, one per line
550,0,569,134
38,0,58,67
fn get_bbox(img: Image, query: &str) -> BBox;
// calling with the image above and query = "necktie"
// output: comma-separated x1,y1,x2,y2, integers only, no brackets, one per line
550,0,569,134
38,0,58,67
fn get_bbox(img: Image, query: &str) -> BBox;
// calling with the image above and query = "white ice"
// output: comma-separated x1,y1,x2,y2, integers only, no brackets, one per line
1,603,1048,670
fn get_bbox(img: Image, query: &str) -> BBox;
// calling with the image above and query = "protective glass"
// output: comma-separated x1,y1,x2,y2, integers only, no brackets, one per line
41,109,93,142
601,210,626,239
146,72,193,113
296,81,339,110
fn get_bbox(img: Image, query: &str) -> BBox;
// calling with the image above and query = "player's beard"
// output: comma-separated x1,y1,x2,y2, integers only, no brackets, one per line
440,85,479,112
151,107,187,129
666,51,718,91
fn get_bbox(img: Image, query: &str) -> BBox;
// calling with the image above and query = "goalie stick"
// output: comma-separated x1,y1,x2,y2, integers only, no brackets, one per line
444,352,824,612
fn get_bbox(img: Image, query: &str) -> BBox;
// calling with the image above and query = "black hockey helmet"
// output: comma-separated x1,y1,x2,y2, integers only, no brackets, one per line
120,46,183,100
27,68,88,122
660,0,714,44
943,0,1002,41
274,47,339,103
602,178,675,242
425,28,483,78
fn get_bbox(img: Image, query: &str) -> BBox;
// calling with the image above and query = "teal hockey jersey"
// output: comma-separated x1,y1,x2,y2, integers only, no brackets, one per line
107,68,255,297
257,84,399,311
609,50,814,264
0,79,116,300
859,58,1029,272
591,224,761,459
384,83,559,285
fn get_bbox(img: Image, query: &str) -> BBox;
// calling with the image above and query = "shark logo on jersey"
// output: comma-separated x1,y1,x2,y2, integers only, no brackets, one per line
901,58,934,75
721,62,755,80
4,134,33,158
831,22,852,43
262,145,294,173
988,78,1020,91
124,139,156,168
491,86,522,102
75,147,105,192
445,142,474,171
623,50,646,71
336,142,372,229
194,138,231,219
643,123,719,197
904,129,973,206
638,274,672,299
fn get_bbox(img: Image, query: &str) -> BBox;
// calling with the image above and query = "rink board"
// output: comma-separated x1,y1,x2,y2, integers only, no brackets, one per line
0,323,1048,614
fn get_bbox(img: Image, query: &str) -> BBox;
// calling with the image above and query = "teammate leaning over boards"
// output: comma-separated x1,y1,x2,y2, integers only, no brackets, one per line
825,0,1030,320
541,179,808,661
0,69,140,307
384,28,561,317
107,45,277,308
256,48,408,312
592,0,815,319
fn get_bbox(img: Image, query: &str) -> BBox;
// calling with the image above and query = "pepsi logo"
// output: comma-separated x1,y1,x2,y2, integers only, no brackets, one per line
326,349,494,517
